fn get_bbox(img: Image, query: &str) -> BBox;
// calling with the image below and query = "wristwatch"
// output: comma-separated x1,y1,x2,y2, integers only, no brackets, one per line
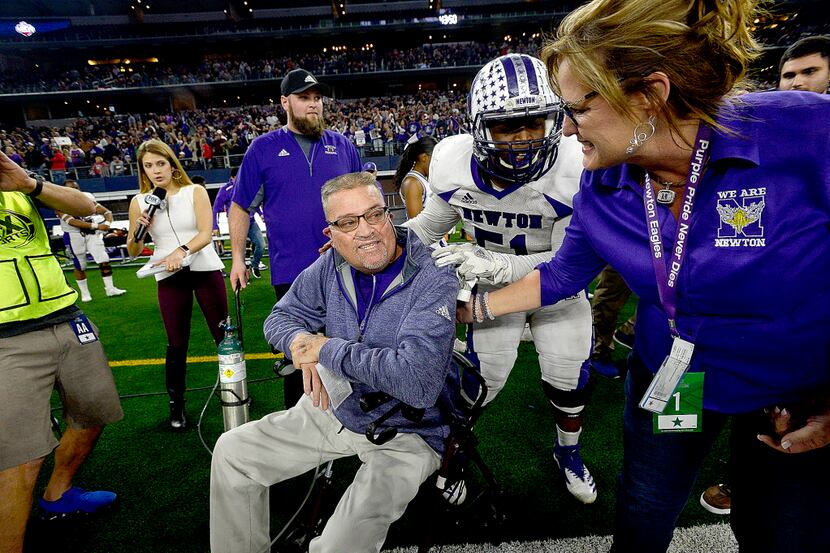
179,244,190,255
26,172,44,198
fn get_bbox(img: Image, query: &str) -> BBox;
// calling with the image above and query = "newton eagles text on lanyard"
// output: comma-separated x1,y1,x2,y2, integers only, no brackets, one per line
639,123,713,414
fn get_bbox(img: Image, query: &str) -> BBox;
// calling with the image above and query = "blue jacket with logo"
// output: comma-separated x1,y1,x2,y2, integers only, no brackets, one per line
538,91,830,413
264,228,460,453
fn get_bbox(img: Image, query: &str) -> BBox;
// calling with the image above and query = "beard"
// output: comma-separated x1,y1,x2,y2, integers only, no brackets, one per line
288,104,325,139
353,229,393,272
358,242,390,271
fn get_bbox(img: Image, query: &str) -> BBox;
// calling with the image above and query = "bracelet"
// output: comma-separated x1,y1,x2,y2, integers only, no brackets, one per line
481,291,496,321
26,173,44,198
472,292,486,324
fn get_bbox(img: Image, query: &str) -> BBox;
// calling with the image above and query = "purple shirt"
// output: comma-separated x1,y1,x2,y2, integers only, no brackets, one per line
538,91,830,413
232,128,361,285
352,251,407,321
213,179,257,230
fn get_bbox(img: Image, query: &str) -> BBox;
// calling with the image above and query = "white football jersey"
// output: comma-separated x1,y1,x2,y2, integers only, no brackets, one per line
406,133,583,280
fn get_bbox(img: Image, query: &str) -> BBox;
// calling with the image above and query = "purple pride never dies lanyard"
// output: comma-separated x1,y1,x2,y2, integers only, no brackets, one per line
639,123,713,414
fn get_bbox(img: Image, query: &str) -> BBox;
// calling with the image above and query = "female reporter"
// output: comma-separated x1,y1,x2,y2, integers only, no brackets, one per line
459,1,830,551
127,139,228,430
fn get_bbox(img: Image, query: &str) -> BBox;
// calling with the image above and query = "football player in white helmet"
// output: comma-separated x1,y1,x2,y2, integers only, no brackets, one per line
405,53,597,504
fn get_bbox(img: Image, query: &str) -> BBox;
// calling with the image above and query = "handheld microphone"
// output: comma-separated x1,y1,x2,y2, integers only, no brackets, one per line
134,187,167,242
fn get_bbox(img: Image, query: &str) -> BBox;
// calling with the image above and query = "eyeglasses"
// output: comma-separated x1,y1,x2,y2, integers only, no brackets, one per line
561,90,598,126
328,206,389,233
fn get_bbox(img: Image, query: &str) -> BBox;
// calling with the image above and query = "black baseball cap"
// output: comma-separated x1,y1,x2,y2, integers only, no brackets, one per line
280,68,331,97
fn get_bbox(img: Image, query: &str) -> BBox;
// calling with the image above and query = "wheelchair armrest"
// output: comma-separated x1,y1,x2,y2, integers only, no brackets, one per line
451,351,488,414
401,405,425,422
360,391,393,412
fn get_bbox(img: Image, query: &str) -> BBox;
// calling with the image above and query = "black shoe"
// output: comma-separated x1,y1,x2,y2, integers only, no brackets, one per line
169,400,187,430
613,328,635,350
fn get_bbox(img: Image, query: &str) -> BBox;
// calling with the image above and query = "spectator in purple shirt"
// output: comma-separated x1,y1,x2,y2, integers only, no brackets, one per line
457,1,830,552
229,68,361,408
4,146,23,167
213,167,266,277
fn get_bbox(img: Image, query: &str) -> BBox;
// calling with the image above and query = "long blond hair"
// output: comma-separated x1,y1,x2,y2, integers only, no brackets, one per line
135,139,193,193
543,0,765,134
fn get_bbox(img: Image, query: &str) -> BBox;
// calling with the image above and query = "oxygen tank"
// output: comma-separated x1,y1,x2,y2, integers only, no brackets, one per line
218,317,250,431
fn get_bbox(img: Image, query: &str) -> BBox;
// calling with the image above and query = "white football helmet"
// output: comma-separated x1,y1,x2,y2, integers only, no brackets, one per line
468,54,564,185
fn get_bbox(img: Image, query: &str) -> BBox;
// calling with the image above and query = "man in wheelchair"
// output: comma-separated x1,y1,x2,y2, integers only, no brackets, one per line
210,171,461,553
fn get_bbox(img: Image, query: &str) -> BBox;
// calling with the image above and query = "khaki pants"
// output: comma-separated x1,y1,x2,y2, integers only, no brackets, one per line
591,265,632,356
210,395,440,553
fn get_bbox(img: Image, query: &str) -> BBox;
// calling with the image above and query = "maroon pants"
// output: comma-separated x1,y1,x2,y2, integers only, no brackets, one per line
158,269,228,349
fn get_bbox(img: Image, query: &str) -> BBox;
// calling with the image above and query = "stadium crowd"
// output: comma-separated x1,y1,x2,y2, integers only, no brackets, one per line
2,90,468,178
0,36,541,94
4,12,830,96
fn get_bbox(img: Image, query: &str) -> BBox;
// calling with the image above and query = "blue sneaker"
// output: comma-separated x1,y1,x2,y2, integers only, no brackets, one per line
554,444,597,504
39,487,117,521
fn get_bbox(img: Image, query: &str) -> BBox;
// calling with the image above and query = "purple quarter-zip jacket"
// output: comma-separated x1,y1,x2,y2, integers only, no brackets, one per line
264,228,460,453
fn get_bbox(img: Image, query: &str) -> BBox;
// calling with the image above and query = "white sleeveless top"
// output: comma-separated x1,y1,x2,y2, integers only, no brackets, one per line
399,170,432,210
137,185,224,281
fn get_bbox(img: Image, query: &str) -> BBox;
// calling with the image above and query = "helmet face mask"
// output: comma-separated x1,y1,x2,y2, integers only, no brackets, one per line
469,54,564,186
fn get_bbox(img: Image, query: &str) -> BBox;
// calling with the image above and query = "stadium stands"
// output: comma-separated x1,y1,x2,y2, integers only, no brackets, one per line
0,36,542,94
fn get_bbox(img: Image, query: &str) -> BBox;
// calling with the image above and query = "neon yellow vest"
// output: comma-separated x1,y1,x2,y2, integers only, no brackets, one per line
0,191,77,323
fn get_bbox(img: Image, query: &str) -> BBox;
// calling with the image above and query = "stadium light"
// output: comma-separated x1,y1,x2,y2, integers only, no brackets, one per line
428,0,442,13
227,0,253,22
332,0,346,18
129,3,145,24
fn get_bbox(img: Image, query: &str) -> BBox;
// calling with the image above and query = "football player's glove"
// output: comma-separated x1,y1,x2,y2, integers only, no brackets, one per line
432,243,513,285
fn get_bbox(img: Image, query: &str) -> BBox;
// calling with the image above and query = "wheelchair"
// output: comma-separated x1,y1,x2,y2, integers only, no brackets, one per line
272,350,504,552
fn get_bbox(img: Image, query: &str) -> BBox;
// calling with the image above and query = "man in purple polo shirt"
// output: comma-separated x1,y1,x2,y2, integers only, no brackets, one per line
229,68,361,407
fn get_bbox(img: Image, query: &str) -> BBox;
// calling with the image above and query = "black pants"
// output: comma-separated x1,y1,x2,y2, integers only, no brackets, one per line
611,354,830,553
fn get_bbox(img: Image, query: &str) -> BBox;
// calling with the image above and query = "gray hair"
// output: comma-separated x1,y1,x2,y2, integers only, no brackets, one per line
320,171,384,218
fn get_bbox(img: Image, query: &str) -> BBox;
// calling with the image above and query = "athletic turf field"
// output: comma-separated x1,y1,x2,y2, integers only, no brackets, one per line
27,261,732,552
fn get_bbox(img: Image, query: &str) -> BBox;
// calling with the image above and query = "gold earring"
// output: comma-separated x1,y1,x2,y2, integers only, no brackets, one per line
172,169,182,180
